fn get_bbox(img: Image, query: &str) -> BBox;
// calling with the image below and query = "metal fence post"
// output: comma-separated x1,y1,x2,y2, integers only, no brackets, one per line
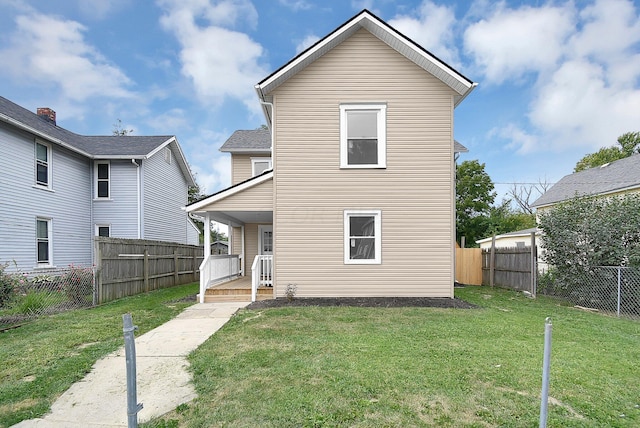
123,313,143,428
540,317,552,428
617,267,621,317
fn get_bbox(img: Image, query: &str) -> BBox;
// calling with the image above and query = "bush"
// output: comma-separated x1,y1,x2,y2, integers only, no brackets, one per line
0,262,23,308
60,265,94,304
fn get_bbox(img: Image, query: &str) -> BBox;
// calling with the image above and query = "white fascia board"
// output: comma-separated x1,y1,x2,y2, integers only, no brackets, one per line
186,171,273,213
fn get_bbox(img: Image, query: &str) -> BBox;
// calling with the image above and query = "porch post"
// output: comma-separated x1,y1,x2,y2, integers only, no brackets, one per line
241,225,246,276
204,213,212,259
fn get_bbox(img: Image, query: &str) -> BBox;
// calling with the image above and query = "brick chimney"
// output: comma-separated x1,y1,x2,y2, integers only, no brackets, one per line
37,107,56,125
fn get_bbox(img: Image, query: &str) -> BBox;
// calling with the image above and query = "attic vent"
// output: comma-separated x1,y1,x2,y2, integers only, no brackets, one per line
600,163,610,168
164,147,172,164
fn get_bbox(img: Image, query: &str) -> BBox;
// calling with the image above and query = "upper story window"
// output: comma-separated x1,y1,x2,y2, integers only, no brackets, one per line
344,210,381,264
95,161,110,199
35,141,51,188
340,104,387,169
36,217,52,265
252,157,272,176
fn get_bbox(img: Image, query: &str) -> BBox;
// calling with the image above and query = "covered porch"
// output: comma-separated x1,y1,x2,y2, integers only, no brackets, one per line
186,172,275,303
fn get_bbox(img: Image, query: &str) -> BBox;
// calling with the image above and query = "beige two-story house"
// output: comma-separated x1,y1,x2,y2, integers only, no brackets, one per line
187,9,476,302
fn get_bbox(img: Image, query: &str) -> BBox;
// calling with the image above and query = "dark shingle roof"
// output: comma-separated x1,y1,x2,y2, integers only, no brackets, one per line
220,129,469,154
0,95,173,157
532,154,640,208
220,129,271,153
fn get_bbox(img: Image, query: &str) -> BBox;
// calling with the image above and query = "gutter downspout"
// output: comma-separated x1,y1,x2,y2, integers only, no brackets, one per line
132,159,141,239
258,99,274,159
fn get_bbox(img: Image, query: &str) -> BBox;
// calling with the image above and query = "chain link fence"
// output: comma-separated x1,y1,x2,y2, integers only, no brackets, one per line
1,264,96,328
538,266,640,319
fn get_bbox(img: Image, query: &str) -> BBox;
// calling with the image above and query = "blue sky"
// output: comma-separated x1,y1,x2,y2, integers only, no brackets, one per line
1,0,639,205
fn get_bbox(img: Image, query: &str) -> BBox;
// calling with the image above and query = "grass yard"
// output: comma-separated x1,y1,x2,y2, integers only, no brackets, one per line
0,282,199,428
147,286,640,428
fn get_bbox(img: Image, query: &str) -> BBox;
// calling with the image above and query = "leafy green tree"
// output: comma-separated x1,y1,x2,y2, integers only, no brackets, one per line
574,131,640,172
456,160,496,245
485,200,536,236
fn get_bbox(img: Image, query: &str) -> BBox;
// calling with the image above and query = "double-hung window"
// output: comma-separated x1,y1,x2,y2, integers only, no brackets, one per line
340,104,386,168
344,210,381,264
35,141,51,188
95,161,110,199
36,217,52,265
252,157,272,176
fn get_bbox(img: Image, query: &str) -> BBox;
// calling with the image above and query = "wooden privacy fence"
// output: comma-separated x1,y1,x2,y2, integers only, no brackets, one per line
482,245,537,294
455,247,482,285
94,237,203,304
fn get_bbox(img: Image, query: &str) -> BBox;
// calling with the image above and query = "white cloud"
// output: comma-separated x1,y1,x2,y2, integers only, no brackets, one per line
76,0,129,20
278,0,312,11
464,3,575,84
467,0,640,153
295,34,320,54
157,0,267,110
0,13,133,101
389,1,459,66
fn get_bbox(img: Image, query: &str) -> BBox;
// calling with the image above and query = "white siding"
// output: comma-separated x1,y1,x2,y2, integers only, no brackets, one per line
0,123,92,271
271,29,457,298
142,144,191,244
92,160,139,239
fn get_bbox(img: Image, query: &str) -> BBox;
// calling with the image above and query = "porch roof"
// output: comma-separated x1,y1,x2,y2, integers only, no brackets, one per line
186,170,273,226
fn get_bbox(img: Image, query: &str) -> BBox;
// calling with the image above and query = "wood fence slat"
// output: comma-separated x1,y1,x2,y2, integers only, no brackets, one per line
94,237,204,304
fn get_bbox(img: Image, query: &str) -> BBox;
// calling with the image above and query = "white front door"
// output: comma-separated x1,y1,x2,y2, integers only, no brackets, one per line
258,225,273,255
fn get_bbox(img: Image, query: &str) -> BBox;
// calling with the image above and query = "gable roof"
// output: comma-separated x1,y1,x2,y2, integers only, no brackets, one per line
220,129,271,153
532,154,640,208
255,9,476,124
220,129,469,154
0,95,195,186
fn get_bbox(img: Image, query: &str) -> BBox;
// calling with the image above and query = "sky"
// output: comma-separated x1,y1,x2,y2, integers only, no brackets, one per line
1,0,639,206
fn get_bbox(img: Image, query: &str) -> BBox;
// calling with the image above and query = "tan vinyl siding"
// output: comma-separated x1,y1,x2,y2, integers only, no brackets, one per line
271,29,456,298
208,179,272,211
231,154,270,184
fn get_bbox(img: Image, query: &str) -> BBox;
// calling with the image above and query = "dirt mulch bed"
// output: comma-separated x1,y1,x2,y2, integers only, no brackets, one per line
247,296,477,310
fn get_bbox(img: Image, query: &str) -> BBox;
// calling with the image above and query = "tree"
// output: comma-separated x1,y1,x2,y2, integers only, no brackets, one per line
112,119,133,136
574,131,640,172
508,179,552,214
456,160,496,245
485,200,536,236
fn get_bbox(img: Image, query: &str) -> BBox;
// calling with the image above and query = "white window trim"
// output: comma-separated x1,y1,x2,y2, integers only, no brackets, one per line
35,140,52,189
95,224,111,237
36,217,53,267
251,157,272,177
95,161,111,200
340,104,387,169
344,210,381,265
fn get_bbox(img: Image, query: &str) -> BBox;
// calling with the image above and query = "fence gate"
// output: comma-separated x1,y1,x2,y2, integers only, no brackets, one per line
482,246,537,293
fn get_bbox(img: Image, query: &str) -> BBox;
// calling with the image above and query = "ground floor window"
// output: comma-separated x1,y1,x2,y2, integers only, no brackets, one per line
36,217,52,265
96,224,111,237
344,210,381,264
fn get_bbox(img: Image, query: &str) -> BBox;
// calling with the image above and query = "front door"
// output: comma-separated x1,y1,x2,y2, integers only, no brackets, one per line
258,225,273,255
257,225,273,286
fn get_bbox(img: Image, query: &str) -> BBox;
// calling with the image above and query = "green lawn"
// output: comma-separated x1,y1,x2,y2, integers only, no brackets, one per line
147,286,640,428
0,282,199,428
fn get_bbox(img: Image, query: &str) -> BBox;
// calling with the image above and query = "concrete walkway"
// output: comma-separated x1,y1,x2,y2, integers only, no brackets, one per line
13,301,250,428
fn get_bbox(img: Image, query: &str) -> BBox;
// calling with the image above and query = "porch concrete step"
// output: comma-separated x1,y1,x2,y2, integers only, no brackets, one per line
199,293,273,303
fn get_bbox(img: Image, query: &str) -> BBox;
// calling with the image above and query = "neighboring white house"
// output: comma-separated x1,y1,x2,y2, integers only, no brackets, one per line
0,96,198,272
476,227,540,250
531,154,640,212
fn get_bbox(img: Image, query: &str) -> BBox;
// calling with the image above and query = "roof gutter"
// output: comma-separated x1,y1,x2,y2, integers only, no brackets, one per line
454,82,478,108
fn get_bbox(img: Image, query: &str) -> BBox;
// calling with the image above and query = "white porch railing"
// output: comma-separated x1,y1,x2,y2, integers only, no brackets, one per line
251,255,273,302
199,254,241,303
